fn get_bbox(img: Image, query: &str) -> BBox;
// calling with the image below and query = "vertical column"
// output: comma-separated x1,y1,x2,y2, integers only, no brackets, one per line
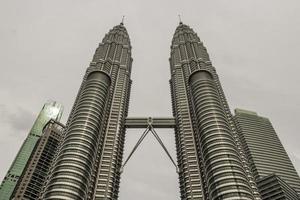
93,68,129,199
43,71,110,200
171,68,204,200
189,70,254,200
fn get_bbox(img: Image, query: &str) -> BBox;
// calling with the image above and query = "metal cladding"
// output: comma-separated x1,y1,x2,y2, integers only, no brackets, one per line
42,23,132,200
169,23,260,199
91,24,132,200
189,70,254,199
169,24,205,200
256,174,300,200
234,109,300,197
43,71,111,199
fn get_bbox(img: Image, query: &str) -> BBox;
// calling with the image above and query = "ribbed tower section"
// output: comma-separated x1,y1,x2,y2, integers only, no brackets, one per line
91,23,132,200
42,23,132,200
169,23,261,200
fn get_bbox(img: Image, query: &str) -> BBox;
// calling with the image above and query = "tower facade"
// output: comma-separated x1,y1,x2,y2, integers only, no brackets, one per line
169,23,260,200
234,109,300,197
42,23,132,200
257,174,300,200
13,119,65,200
0,101,63,200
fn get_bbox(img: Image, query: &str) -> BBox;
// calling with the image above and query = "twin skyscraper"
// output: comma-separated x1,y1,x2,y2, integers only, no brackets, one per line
1,22,300,200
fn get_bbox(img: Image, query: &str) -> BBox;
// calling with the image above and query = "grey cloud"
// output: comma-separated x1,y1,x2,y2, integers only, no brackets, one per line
0,104,35,133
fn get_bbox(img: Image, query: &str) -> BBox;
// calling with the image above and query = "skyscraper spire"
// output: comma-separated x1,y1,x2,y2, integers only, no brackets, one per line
169,23,261,199
42,24,132,200
178,14,182,24
121,15,125,25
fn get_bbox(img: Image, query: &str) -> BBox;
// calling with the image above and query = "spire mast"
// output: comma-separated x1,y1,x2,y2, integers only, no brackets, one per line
121,15,125,25
178,14,182,24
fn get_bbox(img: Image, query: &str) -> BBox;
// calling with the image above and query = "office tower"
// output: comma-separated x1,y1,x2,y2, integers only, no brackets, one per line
0,101,63,200
169,22,260,199
42,23,132,200
257,174,299,200
13,119,65,200
234,109,300,198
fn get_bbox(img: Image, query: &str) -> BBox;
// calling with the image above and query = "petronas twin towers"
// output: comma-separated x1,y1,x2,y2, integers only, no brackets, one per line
39,22,260,200
21,21,298,200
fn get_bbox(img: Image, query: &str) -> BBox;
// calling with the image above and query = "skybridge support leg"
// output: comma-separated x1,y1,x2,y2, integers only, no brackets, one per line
121,117,178,173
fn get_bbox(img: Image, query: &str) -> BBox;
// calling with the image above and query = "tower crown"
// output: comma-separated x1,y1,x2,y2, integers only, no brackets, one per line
169,23,210,68
103,23,131,47
171,23,199,46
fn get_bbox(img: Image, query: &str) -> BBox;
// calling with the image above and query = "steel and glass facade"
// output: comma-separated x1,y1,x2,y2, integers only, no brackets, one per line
13,120,65,200
42,23,132,200
0,101,63,200
234,109,300,197
169,23,260,200
257,174,299,200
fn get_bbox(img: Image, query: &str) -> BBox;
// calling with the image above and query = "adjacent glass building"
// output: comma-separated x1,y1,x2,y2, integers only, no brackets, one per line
0,101,63,200
257,174,299,200
12,119,65,200
234,109,300,199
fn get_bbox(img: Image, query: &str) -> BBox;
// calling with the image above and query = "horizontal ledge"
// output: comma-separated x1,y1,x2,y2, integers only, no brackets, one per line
125,117,175,129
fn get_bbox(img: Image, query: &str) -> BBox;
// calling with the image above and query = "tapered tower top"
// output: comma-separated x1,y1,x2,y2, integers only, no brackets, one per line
170,23,210,66
91,22,132,69
171,23,201,46
102,23,131,47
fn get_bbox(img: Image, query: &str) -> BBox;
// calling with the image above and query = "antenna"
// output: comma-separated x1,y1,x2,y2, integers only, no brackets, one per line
178,14,182,24
121,15,125,25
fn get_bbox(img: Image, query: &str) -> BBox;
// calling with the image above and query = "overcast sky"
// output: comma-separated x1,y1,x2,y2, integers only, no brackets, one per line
0,0,300,199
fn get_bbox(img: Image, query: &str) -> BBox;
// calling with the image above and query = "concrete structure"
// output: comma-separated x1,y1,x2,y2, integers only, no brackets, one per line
0,101,63,200
234,108,300,198
12,120,64,200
